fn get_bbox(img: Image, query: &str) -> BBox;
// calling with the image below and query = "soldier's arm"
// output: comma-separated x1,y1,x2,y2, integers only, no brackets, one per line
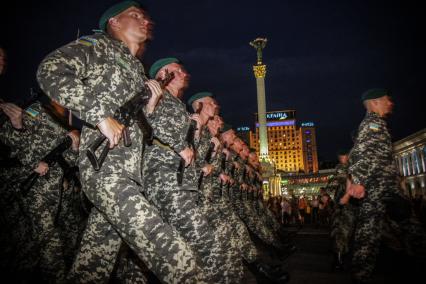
210,153,223,176
348,122,384,185
149,98,189,153
37,39,116,127
194,130,211,169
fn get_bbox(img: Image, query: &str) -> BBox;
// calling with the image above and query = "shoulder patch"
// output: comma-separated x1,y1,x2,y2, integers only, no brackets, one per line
25,107,40,118
77,36,98,47
369,122,380,132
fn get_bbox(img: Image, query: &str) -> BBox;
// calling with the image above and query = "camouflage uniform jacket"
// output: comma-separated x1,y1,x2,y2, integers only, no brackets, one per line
143,91,195,189
348,111,398,192
0,102,74,176
330,162,348,202
37,33,146,181
195,128,212,171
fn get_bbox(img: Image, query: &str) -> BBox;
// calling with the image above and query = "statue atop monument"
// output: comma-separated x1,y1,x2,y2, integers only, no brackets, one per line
249,37,267,65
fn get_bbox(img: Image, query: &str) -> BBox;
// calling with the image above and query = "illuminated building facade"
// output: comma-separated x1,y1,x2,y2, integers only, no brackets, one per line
393,128,426,198
250,110,319,173
300,123,319,173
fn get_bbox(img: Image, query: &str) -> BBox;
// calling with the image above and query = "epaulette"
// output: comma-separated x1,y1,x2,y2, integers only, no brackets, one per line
77,36,98,47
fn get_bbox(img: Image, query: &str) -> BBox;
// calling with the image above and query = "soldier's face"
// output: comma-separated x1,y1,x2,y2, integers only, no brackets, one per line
214,115,224,129
232,139,243,152
163,63,189,90
338,155,349,164
377,96,394,117
200,97,219,118
221,130,235,146
114,7,152,42
241,147,250,158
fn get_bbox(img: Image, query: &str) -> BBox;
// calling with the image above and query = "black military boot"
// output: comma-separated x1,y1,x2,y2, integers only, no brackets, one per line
245,260,290,284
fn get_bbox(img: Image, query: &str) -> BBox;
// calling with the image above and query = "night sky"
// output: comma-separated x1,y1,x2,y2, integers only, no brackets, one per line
2,0,425,162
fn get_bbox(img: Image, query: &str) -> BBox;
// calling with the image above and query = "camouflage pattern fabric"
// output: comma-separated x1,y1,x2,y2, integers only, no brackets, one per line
37,33,205,283
229,156,277,247
143,92,227,283
349,111,426,282
1,102,79,281
198,129,244,283
329,162,357,255
0,119,39,278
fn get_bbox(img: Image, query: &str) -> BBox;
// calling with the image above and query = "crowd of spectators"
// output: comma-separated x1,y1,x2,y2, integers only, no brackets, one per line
266,188,334,228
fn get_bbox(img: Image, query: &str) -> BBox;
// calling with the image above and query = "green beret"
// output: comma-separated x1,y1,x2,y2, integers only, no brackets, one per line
149,57,179,78
361,88,388,101
221,123,233,133
99,1,141,32
187,92,214,106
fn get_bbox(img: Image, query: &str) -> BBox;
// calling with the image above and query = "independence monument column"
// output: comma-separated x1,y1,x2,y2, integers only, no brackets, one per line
250,37,269,161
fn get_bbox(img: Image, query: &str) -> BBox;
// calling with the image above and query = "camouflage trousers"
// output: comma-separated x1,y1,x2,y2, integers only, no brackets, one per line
147,188,228,283
235,197,277,247
352,188,386,282
55,179,89,270
218,196,258,263
69,173,205,284
24,167,68,282
200,184,244,283
331,204,357,255
0,171,39,277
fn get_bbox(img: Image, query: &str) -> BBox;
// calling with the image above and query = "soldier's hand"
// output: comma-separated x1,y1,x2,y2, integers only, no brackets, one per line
222,148,230,159
179,147,194,167
67,130,80,152
349,183,365,199
34,161,49,176
97,117,124,149
219,173,230,184
0,102,23,129
210,137,221,154
202,164,213,176
145,80,163,114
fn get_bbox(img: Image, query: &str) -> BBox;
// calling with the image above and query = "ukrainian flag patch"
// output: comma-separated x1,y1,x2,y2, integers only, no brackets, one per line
78,36,97,46
25,107,39,118
369,123,380,131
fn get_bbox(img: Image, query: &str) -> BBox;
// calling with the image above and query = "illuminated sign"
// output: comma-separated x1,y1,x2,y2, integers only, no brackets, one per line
256,111,296,122
237,126,250,131
267,112,287,120
256,120,295,127
301,122,314,127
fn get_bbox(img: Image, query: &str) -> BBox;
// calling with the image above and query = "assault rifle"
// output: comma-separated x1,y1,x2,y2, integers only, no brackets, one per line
20,136,73,196
176,120,197,186
197,142,215,190
87,71,174,171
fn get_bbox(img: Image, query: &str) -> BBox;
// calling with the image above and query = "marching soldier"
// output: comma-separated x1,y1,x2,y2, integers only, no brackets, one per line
347,88,426,283
143,59,227,283
37,2,205,283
